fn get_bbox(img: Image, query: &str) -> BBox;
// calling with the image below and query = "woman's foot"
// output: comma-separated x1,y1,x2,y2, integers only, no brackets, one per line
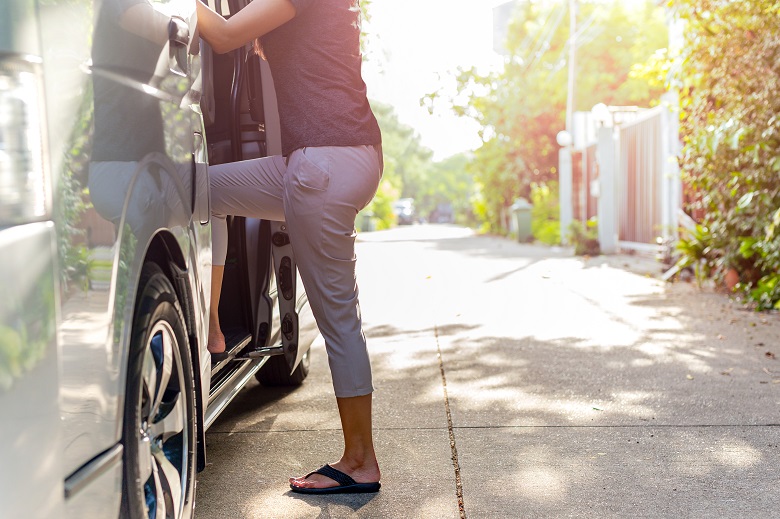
207,316,226,354
289,458,380,490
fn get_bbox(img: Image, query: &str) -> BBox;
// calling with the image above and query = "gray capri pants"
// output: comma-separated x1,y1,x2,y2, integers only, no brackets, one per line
210,145,382,398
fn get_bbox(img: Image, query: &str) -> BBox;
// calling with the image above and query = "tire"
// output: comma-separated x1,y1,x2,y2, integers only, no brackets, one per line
121,263,197,519
256,347,310,386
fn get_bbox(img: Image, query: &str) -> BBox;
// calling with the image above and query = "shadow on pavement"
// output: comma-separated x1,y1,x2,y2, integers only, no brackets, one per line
432,277,780,517
197,226,780,518
285,491,379,516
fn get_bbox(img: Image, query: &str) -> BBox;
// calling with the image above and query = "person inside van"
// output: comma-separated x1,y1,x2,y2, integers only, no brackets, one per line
196,0,383,495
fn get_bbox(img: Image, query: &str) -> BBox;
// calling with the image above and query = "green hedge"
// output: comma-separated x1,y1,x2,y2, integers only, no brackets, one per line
672,0,780,309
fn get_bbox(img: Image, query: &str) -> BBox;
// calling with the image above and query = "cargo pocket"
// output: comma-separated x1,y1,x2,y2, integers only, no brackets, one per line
285,147,331,220
297,147,330,192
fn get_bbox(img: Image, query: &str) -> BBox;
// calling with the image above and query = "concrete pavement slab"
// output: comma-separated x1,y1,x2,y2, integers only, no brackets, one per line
441,331,780,427
369,329,457,430
194,428,459,519
455,426,780,518
196,227,780,518
424,251,780,427
210,323,452,433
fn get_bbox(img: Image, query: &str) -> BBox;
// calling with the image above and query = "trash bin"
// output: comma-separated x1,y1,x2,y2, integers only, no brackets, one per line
359,211,375,232
511,198,533,242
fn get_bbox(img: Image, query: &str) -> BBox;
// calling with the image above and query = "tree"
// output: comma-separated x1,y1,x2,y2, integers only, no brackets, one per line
416,153,475,224
365,101,434,228
363,102,477,228
440,0,668,233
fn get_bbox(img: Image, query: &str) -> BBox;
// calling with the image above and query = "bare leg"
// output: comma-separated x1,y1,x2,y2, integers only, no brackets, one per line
289,394,380,488
208,156,286,356
207,265,226,354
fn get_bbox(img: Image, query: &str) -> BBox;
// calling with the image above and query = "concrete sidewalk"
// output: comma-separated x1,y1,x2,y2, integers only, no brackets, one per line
195,226,780,518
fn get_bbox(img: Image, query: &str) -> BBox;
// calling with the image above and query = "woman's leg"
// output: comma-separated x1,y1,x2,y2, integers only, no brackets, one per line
283,145,383,488
207,264,225,353
208,155,287,354
289,394,380,488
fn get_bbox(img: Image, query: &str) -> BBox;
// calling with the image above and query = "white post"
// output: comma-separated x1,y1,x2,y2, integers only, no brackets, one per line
597,126,617,253
559,147,573,245
660,93,681,241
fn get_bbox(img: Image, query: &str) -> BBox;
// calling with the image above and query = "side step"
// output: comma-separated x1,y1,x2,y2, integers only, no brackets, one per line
210,328,252,375
236,344,283,360
210,327,283,377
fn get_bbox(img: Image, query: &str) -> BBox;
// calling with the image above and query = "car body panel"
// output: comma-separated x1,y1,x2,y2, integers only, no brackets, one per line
1,0,317,515
63,445,123,519
0,0,40,55
0,223,63,519
35,0,206,480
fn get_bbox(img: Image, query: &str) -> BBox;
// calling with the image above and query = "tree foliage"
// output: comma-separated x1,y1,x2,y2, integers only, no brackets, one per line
531,181,561,245
365,101,429,228
446,0,668,233
416,153,475,224
365,101,474,228
670,0,780,308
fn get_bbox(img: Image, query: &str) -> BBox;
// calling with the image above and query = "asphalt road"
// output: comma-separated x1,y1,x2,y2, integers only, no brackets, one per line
195,224,780,518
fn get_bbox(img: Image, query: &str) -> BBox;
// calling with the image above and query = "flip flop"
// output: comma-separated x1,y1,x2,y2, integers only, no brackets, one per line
289,464,381,495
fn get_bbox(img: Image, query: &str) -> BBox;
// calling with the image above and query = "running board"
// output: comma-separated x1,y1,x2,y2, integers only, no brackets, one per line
236,344,283,359
210,328,252,375
210,328,285,377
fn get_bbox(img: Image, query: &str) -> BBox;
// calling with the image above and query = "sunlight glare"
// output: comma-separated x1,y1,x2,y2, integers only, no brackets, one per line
363,0,506,159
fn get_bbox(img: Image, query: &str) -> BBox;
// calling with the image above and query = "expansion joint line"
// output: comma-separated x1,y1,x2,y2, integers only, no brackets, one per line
435,324,466,519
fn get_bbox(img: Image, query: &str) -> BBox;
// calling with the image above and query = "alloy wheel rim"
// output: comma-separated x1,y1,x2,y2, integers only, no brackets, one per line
137,321,188,519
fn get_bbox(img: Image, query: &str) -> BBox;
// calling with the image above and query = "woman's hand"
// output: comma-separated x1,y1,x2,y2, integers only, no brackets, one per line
196,0,296,54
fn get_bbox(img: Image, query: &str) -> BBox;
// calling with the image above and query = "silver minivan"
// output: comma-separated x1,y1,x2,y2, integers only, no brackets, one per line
0,0,317,516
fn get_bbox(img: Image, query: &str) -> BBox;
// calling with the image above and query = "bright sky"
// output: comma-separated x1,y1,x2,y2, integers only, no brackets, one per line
362,0,509,161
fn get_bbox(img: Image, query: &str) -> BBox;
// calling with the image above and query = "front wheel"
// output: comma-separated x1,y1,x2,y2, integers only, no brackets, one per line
121,263,197,518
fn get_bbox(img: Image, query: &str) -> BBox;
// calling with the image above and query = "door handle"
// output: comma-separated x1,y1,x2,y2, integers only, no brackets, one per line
168,16,189,76
169,16,189,47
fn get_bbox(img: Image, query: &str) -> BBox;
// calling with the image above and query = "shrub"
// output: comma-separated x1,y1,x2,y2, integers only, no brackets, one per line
531,182,560,245
671,0,780,308
569,218,600,256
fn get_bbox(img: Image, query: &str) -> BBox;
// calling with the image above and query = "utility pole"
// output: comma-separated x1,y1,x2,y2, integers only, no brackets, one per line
560,0,577,244
566,0,577,135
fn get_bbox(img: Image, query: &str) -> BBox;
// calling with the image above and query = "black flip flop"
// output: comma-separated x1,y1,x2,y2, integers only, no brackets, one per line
290,464,381,495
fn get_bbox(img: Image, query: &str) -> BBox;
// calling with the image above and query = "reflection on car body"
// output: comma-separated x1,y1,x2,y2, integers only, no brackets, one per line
0,0,318,516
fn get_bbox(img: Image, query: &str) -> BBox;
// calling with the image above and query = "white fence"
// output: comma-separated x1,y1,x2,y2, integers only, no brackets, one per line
561,102,681,253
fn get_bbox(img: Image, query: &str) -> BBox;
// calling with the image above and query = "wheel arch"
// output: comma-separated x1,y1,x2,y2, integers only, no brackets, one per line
142,231,208,472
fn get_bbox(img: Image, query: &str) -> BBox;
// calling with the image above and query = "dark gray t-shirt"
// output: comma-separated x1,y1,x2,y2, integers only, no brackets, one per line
261,0,381,156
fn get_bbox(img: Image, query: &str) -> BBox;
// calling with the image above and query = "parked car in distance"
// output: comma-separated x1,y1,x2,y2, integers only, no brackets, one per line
393,197,416,225
0,0,318,517
429,202,454,224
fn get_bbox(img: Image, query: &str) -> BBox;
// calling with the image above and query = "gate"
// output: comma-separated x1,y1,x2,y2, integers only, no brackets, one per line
572,143,599,223
616,107,664,246
559,102,681,252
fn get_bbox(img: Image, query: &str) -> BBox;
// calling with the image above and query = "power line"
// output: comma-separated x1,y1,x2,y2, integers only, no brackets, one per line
566,0,577,134
546,3,604,82
514,3,549,63
524,2,567,72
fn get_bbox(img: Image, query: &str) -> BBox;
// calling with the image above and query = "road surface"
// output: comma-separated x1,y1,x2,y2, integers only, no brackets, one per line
195,224,780,518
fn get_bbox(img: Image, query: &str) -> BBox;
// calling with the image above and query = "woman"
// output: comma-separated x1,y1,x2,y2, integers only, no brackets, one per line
196,0,383,494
